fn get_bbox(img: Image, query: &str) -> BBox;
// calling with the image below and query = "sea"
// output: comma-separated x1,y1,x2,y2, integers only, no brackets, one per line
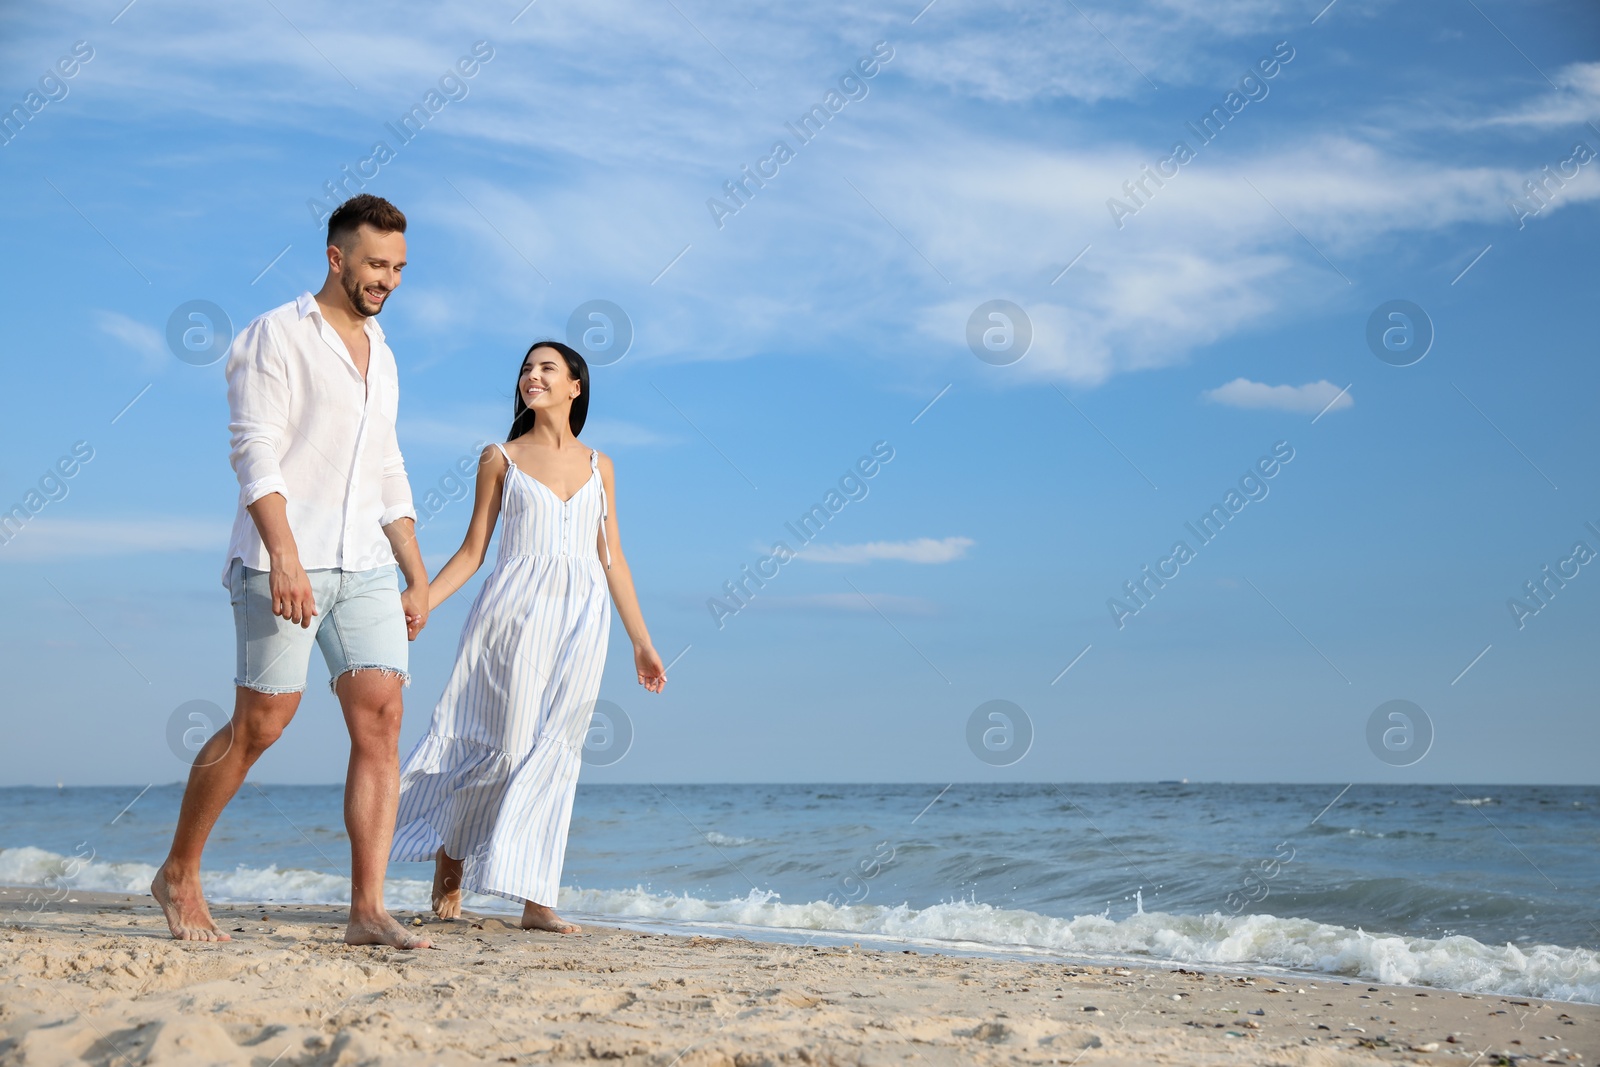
2,782,1596,1003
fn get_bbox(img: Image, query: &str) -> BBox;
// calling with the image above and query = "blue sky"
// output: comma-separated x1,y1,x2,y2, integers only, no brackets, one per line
1,0,1596,786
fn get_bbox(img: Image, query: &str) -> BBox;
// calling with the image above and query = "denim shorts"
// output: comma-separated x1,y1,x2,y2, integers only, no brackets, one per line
229,558,410,695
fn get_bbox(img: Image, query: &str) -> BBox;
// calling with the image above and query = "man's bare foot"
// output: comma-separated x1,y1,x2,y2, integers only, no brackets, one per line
151,866,232,942
521,901,581,934
345,911,432,950
432,847,463,920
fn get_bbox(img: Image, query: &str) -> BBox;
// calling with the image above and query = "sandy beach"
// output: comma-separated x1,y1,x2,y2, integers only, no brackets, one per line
0,887,1592,1066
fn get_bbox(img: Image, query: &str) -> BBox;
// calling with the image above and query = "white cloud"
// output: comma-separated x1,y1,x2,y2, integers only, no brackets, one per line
95,311,166,372
896,121,1600,384
797,536,974,564
374,81,1599,390
1202,378,1352,414
35,0,1595,392
896,0,1314,105
1,518,231,560
1476,62,1600,130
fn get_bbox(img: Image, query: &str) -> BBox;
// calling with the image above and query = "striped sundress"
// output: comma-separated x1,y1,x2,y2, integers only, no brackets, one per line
390,442,612,907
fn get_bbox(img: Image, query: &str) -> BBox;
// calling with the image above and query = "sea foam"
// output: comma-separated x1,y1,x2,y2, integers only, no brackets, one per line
4,845,1594,1003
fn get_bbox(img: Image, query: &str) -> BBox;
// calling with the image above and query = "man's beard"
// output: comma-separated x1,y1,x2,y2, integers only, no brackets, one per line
343,273,388,317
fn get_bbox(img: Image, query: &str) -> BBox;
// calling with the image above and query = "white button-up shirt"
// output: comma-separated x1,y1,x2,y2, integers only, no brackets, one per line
221,291,415,585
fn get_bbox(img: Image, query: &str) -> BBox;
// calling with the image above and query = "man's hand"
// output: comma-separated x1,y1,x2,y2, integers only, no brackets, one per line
270,556,317,627
383,516,430,641
247,494,316,627
402,583,429,641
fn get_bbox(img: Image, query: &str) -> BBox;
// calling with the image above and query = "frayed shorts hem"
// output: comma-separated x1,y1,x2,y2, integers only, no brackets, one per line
328,664,411,694
234,678,307,695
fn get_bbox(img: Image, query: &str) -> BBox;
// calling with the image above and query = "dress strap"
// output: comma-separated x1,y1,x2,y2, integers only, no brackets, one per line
591,449,611,570
492,442,513,467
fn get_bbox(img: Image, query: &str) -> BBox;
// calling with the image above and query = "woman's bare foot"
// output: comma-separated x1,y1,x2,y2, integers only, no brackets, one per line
521,901,581,934
432,847,463,919
345,911,432,949
151,865,231,942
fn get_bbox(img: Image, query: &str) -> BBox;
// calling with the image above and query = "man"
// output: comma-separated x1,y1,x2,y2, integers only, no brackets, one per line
152,194,432,948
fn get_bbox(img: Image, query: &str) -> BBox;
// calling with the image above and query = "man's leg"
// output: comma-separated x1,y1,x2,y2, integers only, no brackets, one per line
153,688,301,940
335,667,429,948
155,559,321,941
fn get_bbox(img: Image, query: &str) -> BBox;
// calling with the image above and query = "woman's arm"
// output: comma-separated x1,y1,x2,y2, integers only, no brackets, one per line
596,453,666,693
427,444,507,611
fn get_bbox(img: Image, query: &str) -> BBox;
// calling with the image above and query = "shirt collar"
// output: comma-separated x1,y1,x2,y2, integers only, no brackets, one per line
295,290,387,342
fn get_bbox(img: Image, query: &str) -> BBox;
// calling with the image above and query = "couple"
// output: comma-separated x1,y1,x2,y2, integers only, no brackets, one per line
150,194,665,948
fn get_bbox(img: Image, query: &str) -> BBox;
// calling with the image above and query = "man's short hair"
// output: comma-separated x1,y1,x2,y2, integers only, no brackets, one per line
327,194,407,250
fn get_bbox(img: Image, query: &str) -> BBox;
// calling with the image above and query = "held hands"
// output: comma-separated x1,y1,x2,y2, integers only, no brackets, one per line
269,557,317,627
634,644,667,694
402,584,429,641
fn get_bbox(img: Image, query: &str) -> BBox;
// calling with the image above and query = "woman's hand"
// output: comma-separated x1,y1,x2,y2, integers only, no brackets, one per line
634,644,666,693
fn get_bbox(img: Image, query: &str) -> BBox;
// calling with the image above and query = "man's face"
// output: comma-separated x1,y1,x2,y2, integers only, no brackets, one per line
334,224,406,317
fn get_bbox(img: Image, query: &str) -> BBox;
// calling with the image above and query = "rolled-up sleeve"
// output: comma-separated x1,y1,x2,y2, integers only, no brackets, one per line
226,317,291,508
378,378,416,527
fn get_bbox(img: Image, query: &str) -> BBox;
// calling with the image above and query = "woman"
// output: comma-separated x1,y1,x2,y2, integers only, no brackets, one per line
391,340,666,933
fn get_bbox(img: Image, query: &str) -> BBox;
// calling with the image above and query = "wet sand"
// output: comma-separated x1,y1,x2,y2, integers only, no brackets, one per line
0,886,1593,1065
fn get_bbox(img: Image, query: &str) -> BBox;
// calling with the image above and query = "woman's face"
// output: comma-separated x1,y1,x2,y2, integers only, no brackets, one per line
519,347,577,412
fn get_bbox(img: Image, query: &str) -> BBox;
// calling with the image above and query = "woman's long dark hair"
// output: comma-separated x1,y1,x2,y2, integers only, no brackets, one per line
508,339,590,441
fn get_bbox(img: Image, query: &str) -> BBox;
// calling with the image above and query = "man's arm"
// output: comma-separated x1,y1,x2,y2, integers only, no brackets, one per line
248,493,315,626
377,370,427,639
382,516,429,640
228,318,315,626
